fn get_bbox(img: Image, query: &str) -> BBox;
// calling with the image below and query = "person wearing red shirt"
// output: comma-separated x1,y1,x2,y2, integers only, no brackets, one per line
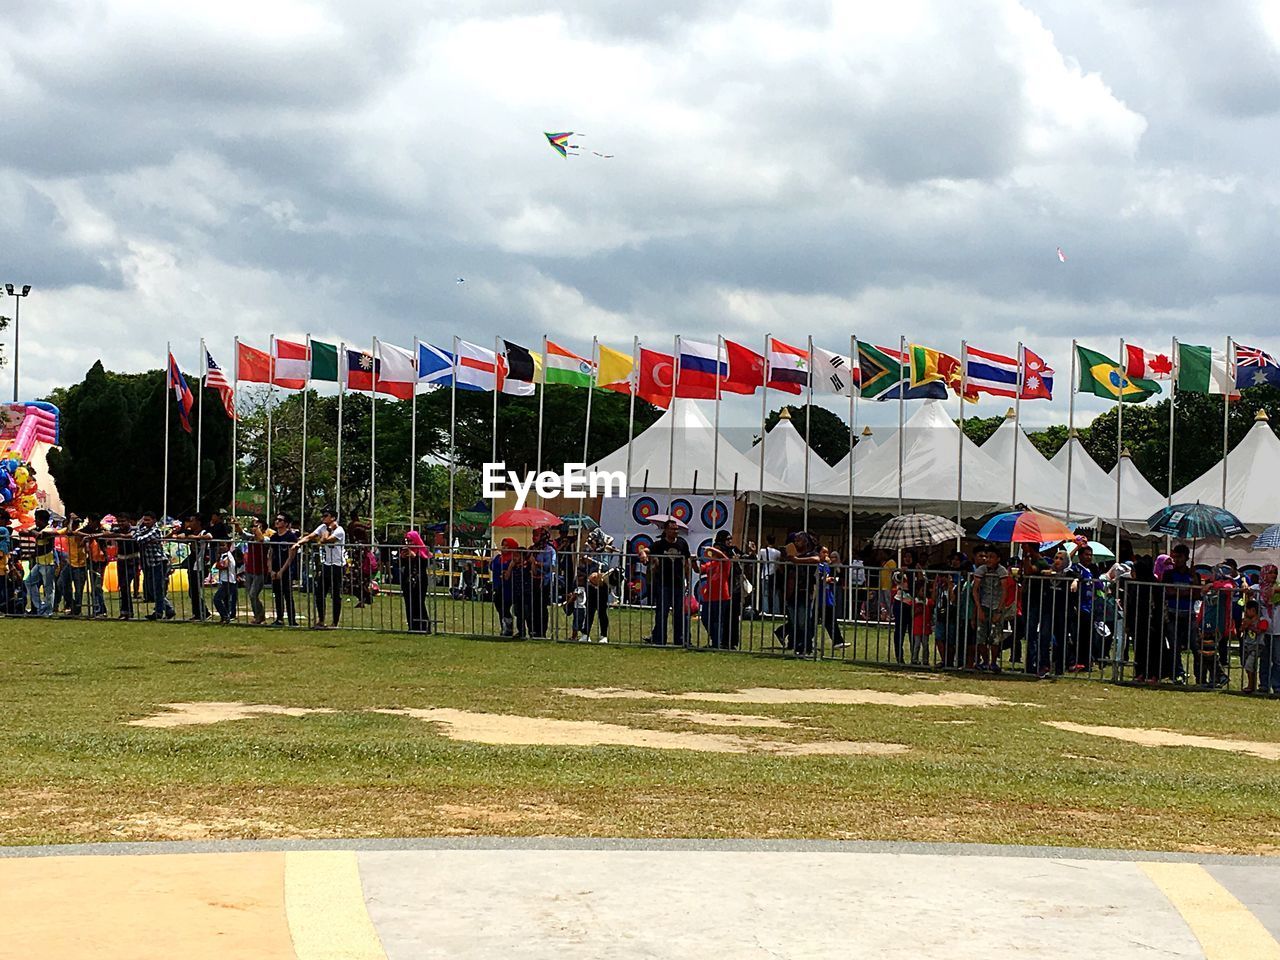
700,530,735,649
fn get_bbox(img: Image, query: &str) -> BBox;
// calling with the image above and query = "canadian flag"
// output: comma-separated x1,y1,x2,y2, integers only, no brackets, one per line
1124,344,1173,380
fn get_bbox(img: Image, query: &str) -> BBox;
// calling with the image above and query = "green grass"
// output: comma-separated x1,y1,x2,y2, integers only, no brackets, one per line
1,616,1278,852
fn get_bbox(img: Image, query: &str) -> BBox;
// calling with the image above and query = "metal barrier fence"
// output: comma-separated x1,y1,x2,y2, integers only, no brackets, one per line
4,538,1279,694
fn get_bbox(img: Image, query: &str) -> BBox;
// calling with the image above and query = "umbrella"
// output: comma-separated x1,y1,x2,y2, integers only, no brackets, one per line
644,513,689,530
559,513,599,530
1064,539,1116,562
870,513,965,550
978,510,1075,544
491,507,561,529
1147,503,1247,540
1252,524,1280,549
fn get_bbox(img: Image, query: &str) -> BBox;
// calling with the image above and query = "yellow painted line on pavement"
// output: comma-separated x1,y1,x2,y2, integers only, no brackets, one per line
285,851,387,960
1141,862,1280,960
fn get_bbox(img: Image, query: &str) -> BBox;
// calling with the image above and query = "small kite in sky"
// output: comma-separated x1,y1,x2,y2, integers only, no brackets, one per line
544,131,580,157
456,277,465,284
1056,246,1068,263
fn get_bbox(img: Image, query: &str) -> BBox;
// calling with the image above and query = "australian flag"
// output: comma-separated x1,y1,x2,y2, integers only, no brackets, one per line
1234,344,1280,389
167,352,194,434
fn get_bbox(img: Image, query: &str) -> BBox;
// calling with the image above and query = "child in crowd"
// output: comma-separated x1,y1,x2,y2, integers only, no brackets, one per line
908,574,932,666
213,544,240,624
971,545,1012,673
1198,566,1235,688
1240,599,1268,694
566,572,588,642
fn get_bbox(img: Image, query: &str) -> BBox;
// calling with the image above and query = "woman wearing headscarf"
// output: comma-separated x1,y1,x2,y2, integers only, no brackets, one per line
400,531,433,633
490,537,520,636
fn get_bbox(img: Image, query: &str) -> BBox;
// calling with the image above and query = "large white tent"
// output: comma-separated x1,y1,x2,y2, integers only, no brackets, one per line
589,398,779,493
1049,433,1115,521
1108,451,1168,523
746,407,838,492
1172,410,1280,526
824,425,877,490
980,412,1068,509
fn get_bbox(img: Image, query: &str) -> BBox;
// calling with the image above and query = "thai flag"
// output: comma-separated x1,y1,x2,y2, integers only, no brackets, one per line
675,338,726,399
766,337,807,394
168,352,194,433
963,345,1054,400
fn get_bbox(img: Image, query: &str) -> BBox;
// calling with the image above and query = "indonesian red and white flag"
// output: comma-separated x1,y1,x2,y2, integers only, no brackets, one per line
1124,344,1173,380
272,338,310,389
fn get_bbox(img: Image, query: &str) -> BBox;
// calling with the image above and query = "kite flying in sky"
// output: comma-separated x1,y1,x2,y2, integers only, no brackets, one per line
1056,246,1068,263
544,131,613,158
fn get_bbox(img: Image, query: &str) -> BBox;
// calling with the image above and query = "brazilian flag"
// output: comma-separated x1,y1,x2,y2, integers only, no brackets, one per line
1076,345,1161,402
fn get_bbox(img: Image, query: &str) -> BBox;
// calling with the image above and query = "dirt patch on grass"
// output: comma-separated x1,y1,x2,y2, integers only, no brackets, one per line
647,709,795,729
128,702,336,728
1044,721,1280,761
433,801,583,827
375,707,906,757
559,686,1013,708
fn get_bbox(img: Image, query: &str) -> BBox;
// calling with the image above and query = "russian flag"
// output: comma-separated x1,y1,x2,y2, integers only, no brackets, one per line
675,338,726,399
168,352,194,433
767,338,807,394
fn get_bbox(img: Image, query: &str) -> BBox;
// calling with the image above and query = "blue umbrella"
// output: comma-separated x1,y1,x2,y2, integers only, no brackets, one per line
1252,524,1280,549
1147,503,1247,540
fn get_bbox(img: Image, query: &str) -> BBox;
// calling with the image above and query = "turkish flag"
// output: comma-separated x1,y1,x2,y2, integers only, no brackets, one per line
723,339,765,394
637,348,674,408
236,342,272,384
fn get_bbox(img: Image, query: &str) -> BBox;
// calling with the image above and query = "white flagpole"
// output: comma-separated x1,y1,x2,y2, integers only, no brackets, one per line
1115,337,1125,559
447,336,459,576
370,336,378,539
625,337,638,490
1222,335,1232,509
755,333,770,562
958,340,967,542
712,335,722,526
266,334,275,521
163,341,171,521
897,335,906,516
582,336,597,465
492,336,500,467
803,334,814,528
300,333,310,526
410,335,419,529
535,334,548,507
847,334,857,605
336,342,345,516
231,337,239,517
1167,336,1178,507
196,338,205,512
667,334,679,509
1012,340,1024,505
1066,340,1076,520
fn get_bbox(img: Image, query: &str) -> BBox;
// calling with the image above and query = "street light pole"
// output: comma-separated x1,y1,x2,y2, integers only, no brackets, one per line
5,284,32,402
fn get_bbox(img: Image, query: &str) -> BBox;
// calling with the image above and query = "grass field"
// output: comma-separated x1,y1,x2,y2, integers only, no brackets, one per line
2,618,1279,853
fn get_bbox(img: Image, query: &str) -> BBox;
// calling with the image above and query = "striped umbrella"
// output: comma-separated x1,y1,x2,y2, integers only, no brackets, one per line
870,513,966,550
1147,503,1246,540
1252,524,1280,549
978,510,1075,544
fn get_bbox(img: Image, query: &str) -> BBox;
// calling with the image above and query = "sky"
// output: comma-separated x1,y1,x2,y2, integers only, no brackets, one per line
4,0,1280,433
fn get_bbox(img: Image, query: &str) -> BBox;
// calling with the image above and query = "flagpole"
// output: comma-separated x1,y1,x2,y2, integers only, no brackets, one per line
300,334,310,526
1012,340,1024,505
957,340,967,543
232,337,239,518
1115,337,1125,560
1222,335,1232,509
410,335,419,529
336,342,345,518
370,335,378,540
712,335,723,529
803,335,814,528
536,334,548,507
897,334,906,516
583,336,597,465
196,338,205,512
1167,336,1178,507
626,337,638,490
163,340,171,521
755,333,770,566
266,334,275,521
1066,340,1076,520
491,336,500,467
847,334,857,609
667,334,679,509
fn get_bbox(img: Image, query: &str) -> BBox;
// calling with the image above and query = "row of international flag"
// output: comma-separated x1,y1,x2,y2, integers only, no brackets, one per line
164,334,1280,431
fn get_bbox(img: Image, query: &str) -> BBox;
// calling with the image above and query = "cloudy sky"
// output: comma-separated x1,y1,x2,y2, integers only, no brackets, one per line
4,0,1280,430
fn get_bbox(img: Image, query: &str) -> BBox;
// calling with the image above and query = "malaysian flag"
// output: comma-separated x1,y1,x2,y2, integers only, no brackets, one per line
1234,343,1280,389
205,350,237,420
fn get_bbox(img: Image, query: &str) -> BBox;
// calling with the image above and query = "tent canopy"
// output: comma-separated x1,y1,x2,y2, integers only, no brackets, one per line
981,412,1067,509
747,407,838,493
1172,411,1280,526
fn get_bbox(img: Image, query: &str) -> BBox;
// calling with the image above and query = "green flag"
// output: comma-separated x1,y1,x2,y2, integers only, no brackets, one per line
309,340,338,382
1176,343,1233,395
1076,345,1160,402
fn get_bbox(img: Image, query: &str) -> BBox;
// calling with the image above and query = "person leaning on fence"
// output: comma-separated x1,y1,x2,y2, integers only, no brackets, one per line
640,519,692,646
780,531,822,657
134,511,174,621
756,536,780,616
971,544,1013,673
490,538,519,637
400,530,433,634
170,515,212,622
1198,565,1235,689
109,514,140,620
267,514,299,627
1160,545,1199,685
212,542,240,623
529,526,557,639
700,530,735,650
579,528,617,644
816,545,846,652
290,508,346,630
1258,564,1280,695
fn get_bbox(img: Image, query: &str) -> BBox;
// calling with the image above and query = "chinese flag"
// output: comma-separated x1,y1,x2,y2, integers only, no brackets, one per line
236,342,272,384
723,339,765,394
636,348,674,408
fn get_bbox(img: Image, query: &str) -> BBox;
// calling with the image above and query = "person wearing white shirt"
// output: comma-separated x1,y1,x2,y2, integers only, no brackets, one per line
756,536,781,615
289,509,347,629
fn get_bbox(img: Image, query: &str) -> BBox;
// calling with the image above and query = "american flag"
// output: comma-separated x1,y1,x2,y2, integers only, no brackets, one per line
205,350,238,420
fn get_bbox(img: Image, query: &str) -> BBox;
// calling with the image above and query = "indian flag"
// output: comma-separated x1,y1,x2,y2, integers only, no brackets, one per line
544,340,594,387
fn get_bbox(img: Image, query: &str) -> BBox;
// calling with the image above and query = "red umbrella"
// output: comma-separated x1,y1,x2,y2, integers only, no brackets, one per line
492,507,562,529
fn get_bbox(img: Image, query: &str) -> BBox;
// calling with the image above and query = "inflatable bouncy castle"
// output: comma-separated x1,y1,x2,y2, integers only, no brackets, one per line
0,401,62,529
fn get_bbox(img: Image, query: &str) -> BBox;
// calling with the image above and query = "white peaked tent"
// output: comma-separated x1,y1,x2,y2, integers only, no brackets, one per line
1049,433,1116,520
981,411,1067,509
588,398,779,493
1172,410,1280,526
1108,451,1167,523
852,400,1012,513
747,407,838,493
819,426,878,495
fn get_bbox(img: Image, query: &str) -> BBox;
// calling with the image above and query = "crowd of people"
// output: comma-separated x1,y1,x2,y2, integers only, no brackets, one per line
3,503,1278,694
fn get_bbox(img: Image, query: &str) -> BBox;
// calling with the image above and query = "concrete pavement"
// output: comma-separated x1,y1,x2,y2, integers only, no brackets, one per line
2,838,1279,959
